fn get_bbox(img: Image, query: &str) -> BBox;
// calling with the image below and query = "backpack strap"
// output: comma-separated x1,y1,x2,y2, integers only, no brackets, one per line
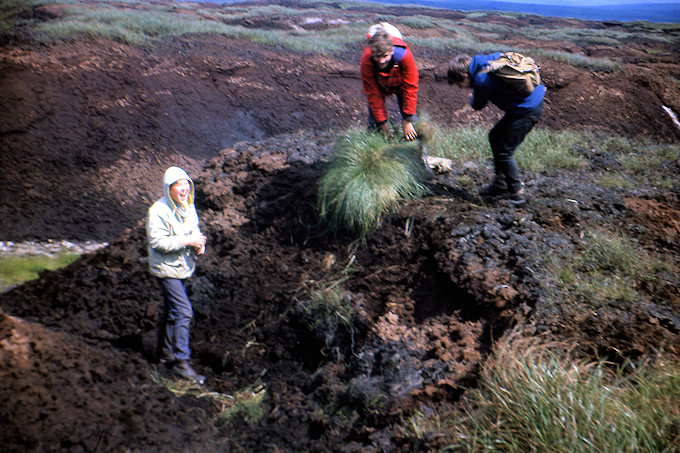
392,45,406,64
375,45,407,73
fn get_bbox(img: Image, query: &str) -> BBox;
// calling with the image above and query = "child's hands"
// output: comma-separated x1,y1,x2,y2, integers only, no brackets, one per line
185,231,206,255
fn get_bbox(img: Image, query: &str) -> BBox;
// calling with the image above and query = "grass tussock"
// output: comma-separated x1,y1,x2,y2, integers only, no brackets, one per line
317,128,430,236
443,334,680,452
0,252,80,291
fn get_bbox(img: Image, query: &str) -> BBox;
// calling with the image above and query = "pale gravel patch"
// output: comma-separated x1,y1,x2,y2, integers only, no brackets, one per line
0,240,108,257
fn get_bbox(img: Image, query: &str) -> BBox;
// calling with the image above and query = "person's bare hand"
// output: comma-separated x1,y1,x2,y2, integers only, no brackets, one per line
403,121,418,140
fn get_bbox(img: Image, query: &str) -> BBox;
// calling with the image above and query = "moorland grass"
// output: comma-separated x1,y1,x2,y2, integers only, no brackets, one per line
10,0,638,71
420,122,589,172
423,121,679,175
544,228,671,308
596,172,636,189
0,252,80,291
34,2,366,50
317,128,430,236
440,335,680,452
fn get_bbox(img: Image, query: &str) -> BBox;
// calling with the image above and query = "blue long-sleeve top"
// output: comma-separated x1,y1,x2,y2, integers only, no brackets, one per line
468,52,546,113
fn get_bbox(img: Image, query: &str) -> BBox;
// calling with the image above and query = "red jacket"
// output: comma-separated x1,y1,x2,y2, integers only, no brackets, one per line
360,36,419,124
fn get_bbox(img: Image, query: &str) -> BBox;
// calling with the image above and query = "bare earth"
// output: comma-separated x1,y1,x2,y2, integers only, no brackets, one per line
0,2,679,451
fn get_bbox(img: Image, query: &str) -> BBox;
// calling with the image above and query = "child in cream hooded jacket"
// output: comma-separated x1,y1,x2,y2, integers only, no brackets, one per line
147,166,203,279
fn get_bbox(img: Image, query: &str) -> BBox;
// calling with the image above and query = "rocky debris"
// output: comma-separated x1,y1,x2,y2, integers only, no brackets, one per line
0,240,108,257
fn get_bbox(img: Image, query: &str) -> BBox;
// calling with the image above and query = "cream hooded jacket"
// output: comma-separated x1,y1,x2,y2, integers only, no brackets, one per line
146,167,201,279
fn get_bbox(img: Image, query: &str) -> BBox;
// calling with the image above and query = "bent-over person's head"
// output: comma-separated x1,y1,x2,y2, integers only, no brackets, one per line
447,54,472,86
368,27,394,69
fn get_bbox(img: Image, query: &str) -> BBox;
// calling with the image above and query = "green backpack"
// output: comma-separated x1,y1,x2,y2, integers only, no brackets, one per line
482,52,541,96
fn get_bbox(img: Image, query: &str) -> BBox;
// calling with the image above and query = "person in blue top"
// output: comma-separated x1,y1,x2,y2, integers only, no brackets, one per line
447,53,546,205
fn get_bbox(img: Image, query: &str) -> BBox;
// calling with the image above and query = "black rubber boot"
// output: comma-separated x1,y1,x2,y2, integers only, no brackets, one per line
505,187,527,206
479,175,508,196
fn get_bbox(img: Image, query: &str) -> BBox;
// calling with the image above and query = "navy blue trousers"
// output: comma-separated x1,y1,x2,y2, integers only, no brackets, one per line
156,278,193,362
489,100,545,193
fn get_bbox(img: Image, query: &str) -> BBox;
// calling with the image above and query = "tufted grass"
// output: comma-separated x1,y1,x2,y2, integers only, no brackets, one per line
402,335,680,452
317,128,430,236
443,335,680,452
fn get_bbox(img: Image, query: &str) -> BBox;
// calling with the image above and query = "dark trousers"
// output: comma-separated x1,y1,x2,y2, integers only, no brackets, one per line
489,100,545,193
156,277,193,363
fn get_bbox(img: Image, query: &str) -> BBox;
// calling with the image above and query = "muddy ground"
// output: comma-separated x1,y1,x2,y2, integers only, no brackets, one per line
1,1,679,451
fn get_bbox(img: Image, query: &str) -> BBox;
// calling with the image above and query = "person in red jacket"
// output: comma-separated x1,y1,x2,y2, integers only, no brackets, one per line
360,23,419,140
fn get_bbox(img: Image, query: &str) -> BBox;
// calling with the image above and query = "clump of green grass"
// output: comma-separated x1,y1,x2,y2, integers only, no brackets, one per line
535,49,620,72
398,15,436,29
544,228,671,308
150,371,267,423
216,385,267,423
0,252,80,291
317,128,430,236
295,276,354,331
649,177,676,190
409,35,502,55
445,335,680,452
